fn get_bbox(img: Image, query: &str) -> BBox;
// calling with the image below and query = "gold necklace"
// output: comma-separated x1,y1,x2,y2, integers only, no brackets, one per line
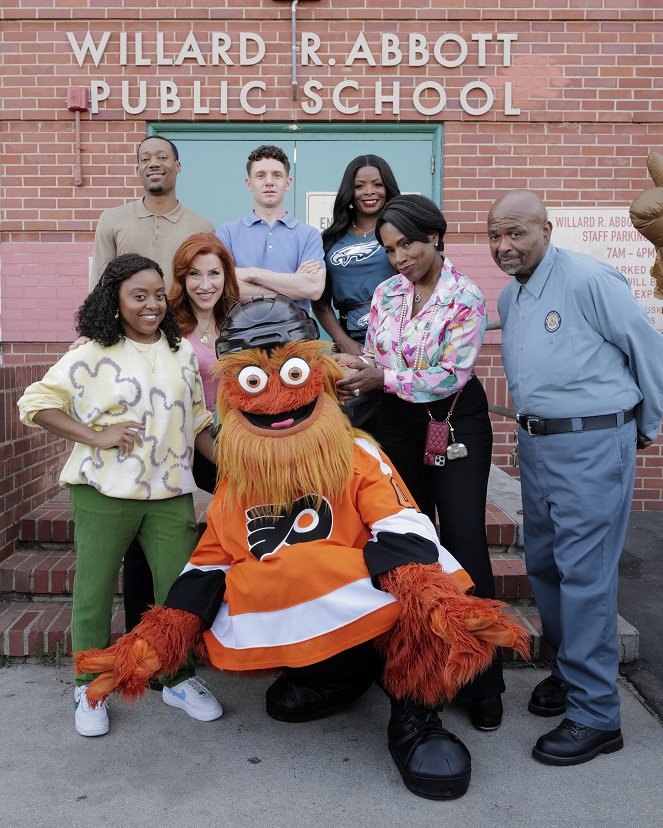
413,270,440,304
352,223,376,239
125,332,159,374
197,314,215,344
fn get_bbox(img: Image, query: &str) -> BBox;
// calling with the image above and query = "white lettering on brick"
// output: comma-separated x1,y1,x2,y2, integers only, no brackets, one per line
174,33,206,66
332,81,359,114
159,81,181,114
212,33,233,66
66,31,111,68
375,81,401,115
460,81,494,115
381,34,402,67
301,80,324,114
301,33,323,66
240,81,266,115
413,82,447,116
121,80,147,115
346,33,377,66
240,33,266,66
89,81,110,114
433,34,468,68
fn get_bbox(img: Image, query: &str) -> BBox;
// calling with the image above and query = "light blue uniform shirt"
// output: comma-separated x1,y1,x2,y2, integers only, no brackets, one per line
498,243,663,439
216,212,324,312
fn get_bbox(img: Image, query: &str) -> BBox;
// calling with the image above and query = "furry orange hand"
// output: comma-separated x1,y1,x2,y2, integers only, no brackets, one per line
429,604,531,650
75,637,162,703
377,563,531,707
74,606,205,704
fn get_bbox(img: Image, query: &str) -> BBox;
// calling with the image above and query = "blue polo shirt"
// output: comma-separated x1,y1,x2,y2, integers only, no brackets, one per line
216,212,324,312
498,243,663,438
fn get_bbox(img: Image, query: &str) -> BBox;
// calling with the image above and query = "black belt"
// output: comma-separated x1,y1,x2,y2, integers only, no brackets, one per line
516,409,634,436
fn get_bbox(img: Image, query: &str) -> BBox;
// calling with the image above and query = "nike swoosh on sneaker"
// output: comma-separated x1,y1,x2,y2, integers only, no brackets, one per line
167,687,188,700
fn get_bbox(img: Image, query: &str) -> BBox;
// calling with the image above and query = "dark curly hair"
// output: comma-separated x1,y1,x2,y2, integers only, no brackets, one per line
322,155,401,253
246,144,290,175
75,253,181,350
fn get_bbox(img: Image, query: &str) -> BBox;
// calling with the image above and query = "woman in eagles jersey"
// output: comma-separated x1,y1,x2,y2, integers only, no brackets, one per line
313,155,401,431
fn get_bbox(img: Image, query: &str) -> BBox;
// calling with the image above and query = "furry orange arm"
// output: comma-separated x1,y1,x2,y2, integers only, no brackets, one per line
376,563,531,707
74,607,205,705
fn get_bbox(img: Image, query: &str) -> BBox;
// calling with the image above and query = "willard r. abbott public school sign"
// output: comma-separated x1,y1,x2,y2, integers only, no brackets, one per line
66,29,522,117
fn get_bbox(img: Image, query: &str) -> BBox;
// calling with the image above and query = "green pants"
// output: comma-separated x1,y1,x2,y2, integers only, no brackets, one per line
70,485,197,688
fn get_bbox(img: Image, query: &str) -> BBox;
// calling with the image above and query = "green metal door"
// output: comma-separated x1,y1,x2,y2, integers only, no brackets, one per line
152,124,441,230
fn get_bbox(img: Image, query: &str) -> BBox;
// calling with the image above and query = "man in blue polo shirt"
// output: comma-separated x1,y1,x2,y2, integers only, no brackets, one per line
488,189,663,767
216,145,324,311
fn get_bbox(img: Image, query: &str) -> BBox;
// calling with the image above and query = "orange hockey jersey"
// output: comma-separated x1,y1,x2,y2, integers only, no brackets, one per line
165,438,473,670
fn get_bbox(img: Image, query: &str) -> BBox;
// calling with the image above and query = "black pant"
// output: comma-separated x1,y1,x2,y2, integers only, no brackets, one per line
123,449,216,632
286,641,380,688
377,376,504,698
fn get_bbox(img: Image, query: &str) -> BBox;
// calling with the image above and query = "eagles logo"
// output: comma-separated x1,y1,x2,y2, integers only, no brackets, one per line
329,239,381,267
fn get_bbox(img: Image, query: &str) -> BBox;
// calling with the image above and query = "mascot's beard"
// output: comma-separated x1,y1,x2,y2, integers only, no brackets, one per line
216,395,358,516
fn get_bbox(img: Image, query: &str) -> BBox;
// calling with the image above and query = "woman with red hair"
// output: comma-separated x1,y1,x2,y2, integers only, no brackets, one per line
169,232,240,493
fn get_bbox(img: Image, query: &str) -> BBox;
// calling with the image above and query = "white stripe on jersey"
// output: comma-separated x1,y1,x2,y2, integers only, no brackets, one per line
208,577,396,651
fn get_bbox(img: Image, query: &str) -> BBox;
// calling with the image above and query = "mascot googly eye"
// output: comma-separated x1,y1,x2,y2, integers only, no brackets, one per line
237,365,269,394
280,357,310,386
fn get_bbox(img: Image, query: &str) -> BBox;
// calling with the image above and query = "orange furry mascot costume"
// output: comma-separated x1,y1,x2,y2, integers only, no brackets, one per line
630,150,663,300
76,296,529,800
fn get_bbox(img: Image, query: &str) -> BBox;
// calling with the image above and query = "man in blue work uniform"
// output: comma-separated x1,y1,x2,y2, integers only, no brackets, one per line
216,145,325,312
488,190,663,766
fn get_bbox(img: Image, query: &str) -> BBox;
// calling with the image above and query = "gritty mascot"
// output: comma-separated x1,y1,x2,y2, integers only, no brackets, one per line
76,296,529,800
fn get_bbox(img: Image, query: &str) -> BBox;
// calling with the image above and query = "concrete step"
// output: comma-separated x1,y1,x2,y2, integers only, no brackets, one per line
17,489,215,545
17,489,521,549
0,596,639,664
0,546,533,602
4,481,638,664
0,598,124,660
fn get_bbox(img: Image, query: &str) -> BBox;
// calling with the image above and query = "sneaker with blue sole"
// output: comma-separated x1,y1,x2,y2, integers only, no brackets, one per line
74,684,109,737
162,676,223,722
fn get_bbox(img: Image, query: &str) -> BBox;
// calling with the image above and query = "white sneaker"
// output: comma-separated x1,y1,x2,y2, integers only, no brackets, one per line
162,676,223,722
74,684,109,737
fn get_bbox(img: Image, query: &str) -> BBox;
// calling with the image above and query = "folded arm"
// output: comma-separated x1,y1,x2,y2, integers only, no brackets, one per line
236,259,325,301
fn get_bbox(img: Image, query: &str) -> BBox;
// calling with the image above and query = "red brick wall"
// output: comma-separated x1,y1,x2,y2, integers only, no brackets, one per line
2,2,662,245
0,363,68,562
1,1,661,512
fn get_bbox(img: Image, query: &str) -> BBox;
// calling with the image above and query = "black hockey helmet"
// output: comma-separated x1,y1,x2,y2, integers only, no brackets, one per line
215,295,320,357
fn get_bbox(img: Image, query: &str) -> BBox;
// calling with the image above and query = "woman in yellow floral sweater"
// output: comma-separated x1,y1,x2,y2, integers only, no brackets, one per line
18,253,223,738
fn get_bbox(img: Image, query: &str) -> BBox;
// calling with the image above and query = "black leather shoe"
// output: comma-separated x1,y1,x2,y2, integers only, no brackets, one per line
470,695,503,731
532,718,623,766
528,674,569,717
388,699,471,800
265,672,373,723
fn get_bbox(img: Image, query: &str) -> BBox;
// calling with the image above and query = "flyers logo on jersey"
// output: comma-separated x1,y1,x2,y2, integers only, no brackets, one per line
246,495,333,560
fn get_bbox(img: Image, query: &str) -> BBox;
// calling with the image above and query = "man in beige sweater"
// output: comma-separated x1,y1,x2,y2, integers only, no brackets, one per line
89,135,215,646
90,136,214,290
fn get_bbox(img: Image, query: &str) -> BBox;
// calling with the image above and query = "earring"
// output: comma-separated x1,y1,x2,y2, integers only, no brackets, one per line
114,311,119,320
348,203,353,209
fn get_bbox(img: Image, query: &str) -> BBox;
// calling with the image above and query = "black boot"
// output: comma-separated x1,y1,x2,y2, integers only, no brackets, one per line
266,670,373,723
387,698,471,800
266,645,376,723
